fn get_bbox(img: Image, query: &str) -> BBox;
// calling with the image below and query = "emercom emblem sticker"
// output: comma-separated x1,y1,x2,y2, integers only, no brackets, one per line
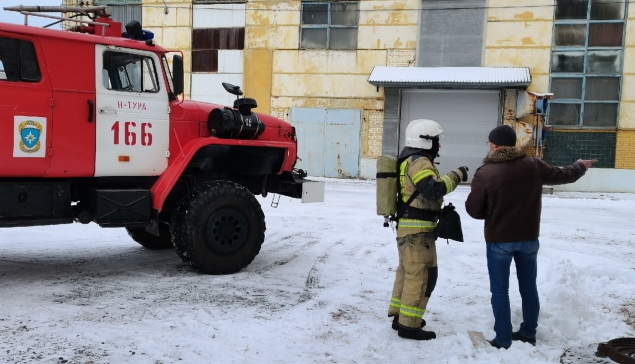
14,116,47,158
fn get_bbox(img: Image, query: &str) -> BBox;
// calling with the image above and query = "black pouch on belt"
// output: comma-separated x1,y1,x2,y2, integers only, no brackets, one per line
435,203,464,243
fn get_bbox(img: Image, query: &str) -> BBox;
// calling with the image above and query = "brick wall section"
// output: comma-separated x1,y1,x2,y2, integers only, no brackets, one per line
362,110,384,157
270,108,288,122
387,49,416,67
545,131,616,168
616,130,635,169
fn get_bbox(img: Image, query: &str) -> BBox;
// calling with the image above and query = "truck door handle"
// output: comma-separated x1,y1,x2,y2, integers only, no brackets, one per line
87,100,94,122
98,106,117,115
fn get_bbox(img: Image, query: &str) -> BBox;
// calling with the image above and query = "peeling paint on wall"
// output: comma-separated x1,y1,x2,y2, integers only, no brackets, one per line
514,11,535,20
521,37,536,45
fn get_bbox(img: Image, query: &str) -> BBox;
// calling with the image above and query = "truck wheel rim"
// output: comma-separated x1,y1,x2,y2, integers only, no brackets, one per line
204,207,250,255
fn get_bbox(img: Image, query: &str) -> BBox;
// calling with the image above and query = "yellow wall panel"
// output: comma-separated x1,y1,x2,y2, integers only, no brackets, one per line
162,8,178,27
246,26,299,49
243,49,273,114
624,22,635,47
621,75,635,101
487,0,554,20
273,50,386,74
359,0,419,25
270,97,384,110
623,47,635,74
357,25,417,49
150,27,163,46
272,74,379,98
485,48,551,74
174,27,191,50
182,50,192,73
161,26,176,49
618,103,635,129
246,1,299,26
487,7,554,22
176,7,191,26
144,7,165,27
488,0,554,8
485,21,553,48
527,75,549,93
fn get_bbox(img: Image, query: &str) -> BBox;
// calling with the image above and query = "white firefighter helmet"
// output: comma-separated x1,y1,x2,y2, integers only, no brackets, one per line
405,119,443,149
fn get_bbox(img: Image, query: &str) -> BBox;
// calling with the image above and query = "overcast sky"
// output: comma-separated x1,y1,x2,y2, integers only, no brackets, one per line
0,0,63,28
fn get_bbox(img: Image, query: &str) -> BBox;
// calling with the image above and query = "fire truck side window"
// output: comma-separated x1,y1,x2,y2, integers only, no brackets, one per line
0,37,41,82
103,51,159,93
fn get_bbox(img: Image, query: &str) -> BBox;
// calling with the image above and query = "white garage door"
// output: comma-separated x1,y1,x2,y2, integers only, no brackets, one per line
400,90,500,183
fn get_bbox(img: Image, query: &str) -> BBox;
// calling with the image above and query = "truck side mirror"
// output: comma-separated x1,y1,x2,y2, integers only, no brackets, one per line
172,54,184,96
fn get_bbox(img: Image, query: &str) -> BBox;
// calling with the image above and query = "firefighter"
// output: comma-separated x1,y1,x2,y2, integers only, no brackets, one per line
388,119,468,340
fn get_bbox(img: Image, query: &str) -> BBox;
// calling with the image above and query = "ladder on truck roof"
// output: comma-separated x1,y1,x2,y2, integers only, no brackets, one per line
3,5,112,34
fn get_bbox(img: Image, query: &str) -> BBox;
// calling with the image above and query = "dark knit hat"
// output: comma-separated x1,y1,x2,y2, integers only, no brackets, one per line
488,125,516,147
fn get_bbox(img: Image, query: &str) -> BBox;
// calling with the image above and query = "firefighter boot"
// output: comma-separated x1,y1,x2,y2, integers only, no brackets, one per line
391,315,426,330
397,326,436,341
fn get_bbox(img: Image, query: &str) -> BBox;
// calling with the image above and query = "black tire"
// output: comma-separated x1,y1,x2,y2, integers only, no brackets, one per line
171,181,266,274
126,226,173,249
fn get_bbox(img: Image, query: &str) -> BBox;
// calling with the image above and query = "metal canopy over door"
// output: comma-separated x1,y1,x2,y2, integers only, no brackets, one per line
290,108,361,178
399,90,501,182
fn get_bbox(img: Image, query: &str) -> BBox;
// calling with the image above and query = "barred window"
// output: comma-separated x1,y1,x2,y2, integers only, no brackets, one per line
300,2,359,50
549,0,626,128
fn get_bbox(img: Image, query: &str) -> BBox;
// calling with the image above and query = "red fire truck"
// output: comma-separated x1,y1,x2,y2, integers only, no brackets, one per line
0,5,324,274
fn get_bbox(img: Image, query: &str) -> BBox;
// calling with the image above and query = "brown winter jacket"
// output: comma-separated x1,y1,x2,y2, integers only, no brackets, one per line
465,147,587,243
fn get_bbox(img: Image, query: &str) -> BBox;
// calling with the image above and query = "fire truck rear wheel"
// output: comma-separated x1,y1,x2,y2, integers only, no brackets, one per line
126,226,174,249
171,181,266,275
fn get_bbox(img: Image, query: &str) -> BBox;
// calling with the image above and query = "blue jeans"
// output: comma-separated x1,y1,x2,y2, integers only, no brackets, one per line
487,240,540,347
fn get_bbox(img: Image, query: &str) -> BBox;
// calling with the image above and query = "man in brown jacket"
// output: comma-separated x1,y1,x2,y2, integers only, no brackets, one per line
465,125,597,349
388,119,468,341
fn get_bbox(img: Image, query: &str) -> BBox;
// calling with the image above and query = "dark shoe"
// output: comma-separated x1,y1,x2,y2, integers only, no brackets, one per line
398,326,436,341
512,331,536,346
488,339,510,349
391,315,426,330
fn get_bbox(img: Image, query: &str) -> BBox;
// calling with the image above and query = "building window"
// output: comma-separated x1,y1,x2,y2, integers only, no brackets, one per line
191,28,245,73
549,0,626,127
300,2,359,50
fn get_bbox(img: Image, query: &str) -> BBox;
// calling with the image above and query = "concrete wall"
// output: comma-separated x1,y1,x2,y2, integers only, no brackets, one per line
484,0,553,93
243,0,418,163
142,0,192,98
133,0,635,183
552,168,635,193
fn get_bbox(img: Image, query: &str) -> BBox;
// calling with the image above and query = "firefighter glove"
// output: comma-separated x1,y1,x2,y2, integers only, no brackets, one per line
457,166,469,182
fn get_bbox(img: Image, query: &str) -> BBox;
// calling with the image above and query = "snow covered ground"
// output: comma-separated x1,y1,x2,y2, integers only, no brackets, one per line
0,179,634,364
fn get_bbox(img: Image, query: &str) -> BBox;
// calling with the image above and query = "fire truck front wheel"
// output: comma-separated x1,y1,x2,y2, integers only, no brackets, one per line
126,226,174,249
171,181,266,275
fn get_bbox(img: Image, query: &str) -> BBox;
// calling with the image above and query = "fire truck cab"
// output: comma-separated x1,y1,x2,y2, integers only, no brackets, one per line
0,6,324,274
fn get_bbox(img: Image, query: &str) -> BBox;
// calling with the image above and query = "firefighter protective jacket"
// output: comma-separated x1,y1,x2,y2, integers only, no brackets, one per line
396,150,464,238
